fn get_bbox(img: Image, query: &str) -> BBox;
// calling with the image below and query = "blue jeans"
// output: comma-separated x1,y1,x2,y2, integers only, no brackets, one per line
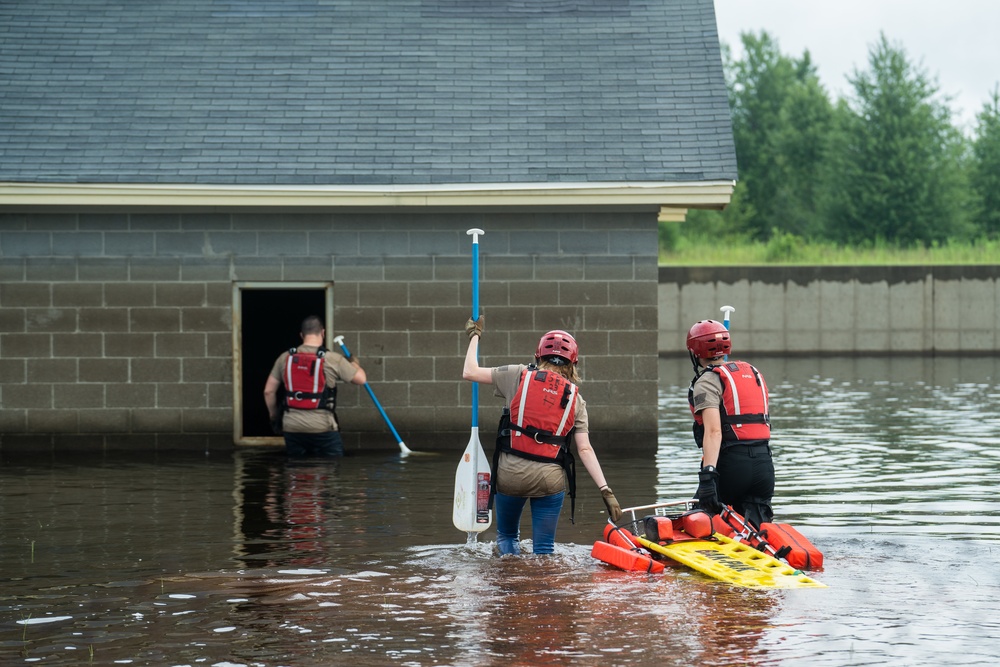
283,431,344,458
494,491,565,555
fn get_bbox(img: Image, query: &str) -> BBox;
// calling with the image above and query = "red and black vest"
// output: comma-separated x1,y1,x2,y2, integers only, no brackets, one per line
500,367,578,462
689,360,770,448
283,348,337,412
492,366,579,518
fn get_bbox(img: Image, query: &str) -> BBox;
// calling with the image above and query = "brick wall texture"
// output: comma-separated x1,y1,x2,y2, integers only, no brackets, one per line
0,211,659,452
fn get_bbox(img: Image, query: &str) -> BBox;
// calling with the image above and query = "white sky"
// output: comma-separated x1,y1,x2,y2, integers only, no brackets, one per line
713,0,1000,133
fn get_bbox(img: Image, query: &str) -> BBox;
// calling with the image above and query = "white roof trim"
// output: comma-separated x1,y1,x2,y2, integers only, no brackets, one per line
0,180,735,208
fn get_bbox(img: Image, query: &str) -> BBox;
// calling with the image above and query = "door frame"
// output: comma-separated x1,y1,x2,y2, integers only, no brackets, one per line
231,281,334,445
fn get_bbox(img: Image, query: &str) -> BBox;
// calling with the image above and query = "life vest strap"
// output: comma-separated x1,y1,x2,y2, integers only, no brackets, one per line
286,390,325,402
507,422,568,446
720,413,769,425
720,440,770,450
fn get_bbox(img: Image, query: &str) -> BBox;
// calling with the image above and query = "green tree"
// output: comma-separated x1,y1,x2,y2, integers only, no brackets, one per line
673,180,755,249
822,33,968,246
970,86,1000,238
727,32,833,241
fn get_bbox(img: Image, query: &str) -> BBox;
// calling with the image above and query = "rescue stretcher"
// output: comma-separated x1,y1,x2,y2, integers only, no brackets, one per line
592,500,827,589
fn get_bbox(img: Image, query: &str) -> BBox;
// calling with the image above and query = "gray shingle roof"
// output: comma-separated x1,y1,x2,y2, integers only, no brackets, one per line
0,0,737,186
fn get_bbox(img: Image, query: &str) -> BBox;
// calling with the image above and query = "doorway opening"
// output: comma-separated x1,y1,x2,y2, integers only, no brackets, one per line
233,282,333,445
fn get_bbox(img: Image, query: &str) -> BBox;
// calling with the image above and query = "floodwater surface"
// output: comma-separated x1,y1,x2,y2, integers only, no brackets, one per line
2,356,999,666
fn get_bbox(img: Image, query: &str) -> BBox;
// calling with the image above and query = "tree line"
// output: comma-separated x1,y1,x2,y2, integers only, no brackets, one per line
677,31,1000,251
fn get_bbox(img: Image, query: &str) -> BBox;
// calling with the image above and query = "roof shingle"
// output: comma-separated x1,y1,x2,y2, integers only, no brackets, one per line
0,0,737,186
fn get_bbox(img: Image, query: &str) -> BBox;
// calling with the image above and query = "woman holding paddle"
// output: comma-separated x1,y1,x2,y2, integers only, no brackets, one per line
462,317,623,555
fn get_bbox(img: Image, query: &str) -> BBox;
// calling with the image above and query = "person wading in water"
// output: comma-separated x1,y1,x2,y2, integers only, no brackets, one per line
686,319,774,528
462,316,623,555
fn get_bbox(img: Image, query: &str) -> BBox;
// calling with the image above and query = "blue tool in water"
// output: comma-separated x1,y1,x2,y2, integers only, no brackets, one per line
332,335,413,455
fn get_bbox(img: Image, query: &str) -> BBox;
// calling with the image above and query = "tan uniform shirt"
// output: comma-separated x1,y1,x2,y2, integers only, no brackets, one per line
690,369,724,415
491,364,589,497
269,345,357,433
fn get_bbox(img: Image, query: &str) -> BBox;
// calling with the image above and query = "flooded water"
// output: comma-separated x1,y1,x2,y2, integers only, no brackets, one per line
2,356,1000,666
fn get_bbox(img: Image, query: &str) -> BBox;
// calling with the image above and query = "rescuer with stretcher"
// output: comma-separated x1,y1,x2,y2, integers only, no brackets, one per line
686,319,775,529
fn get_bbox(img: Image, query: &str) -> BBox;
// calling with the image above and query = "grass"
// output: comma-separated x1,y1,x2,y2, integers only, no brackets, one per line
658,237,1000,266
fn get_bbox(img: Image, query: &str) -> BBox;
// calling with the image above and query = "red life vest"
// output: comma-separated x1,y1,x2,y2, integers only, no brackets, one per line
502,367,578,462
689,360,770,447
283,348,335,411
490,365,580,520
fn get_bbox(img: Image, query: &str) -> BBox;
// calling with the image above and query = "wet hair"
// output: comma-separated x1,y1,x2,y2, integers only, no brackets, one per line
300,315,324,336
537,357,580,385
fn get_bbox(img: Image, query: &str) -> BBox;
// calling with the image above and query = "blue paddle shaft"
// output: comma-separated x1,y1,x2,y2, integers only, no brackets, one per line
470,234,480,427
335,339,404,445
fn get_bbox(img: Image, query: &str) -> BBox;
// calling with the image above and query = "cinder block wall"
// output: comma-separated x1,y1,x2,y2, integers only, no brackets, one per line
0,211,659,452
659,266,1000,356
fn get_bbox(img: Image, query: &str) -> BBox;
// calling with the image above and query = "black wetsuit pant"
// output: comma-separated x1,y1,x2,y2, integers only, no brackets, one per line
717,442,774,528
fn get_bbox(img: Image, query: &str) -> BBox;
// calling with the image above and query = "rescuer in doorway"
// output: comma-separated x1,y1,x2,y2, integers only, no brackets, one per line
462,315,623,555
686,319,774,528
264,315,367,457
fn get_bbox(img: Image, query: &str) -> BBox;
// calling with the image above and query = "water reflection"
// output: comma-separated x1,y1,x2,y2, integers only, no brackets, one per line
238,458,344,567
2,356,1000,665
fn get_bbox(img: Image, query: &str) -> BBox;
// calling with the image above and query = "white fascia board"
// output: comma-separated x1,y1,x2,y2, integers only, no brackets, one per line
0,180,735,208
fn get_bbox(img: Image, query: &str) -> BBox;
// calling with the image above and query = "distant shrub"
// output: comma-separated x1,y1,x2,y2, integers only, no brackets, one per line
764,231,804,262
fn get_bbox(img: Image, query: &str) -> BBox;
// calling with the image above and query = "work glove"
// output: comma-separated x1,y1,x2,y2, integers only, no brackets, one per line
695,466,723,515
270,415,283,435
601,486,623,522
465,315,485,340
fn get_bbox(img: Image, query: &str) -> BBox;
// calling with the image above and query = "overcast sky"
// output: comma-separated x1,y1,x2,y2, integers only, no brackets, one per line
713,0,1000,133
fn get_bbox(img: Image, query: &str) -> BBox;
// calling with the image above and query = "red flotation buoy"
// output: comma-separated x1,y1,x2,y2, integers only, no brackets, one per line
592,524,665,573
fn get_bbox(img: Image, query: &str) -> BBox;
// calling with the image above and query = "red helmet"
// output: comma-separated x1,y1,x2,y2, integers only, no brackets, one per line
535,330,579,365
686,320,731,359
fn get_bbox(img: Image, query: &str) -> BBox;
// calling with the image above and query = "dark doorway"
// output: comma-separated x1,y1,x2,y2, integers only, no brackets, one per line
238,286,329,441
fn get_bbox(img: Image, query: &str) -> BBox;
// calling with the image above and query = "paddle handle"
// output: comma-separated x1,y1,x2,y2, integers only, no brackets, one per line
720,305,735,329
720,305,734,360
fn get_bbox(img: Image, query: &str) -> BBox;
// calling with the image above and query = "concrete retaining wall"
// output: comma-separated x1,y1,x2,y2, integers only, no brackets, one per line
659,265,1000,356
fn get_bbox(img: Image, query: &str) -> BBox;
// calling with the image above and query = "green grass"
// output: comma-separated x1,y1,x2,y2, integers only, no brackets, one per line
659,237,1000,266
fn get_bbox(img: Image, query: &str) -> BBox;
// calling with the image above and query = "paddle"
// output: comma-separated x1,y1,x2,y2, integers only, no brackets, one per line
332,335,414,456
718,504,784,559
720,305,734,361
452,228,492,535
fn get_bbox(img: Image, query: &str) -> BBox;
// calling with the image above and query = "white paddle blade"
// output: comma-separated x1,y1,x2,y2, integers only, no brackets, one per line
453,428,493,532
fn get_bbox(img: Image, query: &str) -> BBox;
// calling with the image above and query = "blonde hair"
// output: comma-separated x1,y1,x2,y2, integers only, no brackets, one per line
537,359,580,385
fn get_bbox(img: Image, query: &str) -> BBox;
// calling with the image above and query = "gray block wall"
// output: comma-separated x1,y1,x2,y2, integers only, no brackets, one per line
659,266,1000,356
0,211,659,452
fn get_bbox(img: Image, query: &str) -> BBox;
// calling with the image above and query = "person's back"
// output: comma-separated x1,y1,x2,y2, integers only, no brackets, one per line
462,318,622,554
263,315,366,457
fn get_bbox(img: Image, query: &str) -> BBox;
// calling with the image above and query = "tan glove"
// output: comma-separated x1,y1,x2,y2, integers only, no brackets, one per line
465,315,485,340
601,486,623,522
